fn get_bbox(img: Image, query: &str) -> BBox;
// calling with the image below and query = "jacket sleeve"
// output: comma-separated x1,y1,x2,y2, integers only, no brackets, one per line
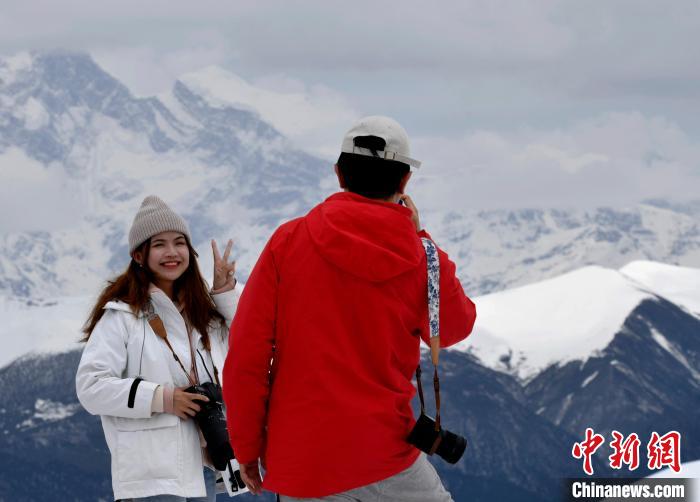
419,230,477,348
223,237,278,465
212,282,243,328
75,310,159,419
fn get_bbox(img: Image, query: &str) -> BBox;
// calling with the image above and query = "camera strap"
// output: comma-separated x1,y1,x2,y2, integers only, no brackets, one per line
146,299,198,387
196,349,221,386
417,238,442,433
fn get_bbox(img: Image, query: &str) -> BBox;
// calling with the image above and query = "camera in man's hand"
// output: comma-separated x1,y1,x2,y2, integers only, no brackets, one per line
185,381,234,470
407,413,467,464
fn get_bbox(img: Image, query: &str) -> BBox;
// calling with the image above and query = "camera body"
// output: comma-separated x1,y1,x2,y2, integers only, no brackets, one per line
185,382,234,470
407,413,467,464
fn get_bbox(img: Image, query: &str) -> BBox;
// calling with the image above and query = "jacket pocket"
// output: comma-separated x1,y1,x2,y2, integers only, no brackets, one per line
114,413,180,483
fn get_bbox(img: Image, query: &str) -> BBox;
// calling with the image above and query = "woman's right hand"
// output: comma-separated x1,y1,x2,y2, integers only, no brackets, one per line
172,387,209,420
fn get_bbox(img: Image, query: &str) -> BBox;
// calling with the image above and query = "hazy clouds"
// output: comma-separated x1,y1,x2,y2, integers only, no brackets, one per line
0,0,698,211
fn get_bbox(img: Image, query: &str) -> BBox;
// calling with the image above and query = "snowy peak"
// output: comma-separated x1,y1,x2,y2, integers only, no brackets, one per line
0,50,177,164
430,200,700,297
455,262,698,380
620,260,700,316
0,50,330,301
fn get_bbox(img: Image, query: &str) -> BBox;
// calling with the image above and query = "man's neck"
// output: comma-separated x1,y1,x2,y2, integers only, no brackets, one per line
343,188,400,204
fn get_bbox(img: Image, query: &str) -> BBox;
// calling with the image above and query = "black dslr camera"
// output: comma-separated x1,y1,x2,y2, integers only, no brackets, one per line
185,381,234,470
407,413,467,464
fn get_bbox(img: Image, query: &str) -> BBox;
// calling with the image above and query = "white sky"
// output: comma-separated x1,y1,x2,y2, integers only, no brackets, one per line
0,0,699,212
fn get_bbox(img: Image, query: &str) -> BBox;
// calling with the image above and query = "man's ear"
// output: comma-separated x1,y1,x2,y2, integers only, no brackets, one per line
334,164,346,189
398,171,412,194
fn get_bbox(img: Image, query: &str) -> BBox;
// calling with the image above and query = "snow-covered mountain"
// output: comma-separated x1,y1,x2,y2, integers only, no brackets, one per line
427,201,700,296
0,258,697,500
1,50,699,501
1,50,700,306
457,260,700,381
0,50,327,301
3,260,697,501
451,259,700,473
621,260,700,316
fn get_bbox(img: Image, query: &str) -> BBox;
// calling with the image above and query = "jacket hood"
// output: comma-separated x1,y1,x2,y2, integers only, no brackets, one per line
103,288,181,318
104,300,139,315
305,192,423,282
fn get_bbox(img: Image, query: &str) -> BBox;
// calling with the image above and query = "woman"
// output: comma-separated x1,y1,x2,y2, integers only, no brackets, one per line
76,195,240,501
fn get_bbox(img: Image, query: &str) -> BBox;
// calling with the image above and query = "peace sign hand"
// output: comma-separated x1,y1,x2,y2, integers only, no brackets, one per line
212,239,237,292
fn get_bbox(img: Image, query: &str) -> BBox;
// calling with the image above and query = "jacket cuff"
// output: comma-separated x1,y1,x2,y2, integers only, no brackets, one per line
211,283,242,324
130,379,159,417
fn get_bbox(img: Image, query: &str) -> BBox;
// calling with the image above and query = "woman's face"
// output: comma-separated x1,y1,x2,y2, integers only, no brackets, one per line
145,231,190,285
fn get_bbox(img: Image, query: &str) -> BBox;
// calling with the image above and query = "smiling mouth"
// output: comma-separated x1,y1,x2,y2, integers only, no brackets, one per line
160,261,181,268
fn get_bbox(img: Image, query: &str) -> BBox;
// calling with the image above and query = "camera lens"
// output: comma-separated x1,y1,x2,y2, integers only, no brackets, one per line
436,429,467,464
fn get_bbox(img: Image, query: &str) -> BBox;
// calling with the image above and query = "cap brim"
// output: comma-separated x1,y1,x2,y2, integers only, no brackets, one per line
346,146,422,168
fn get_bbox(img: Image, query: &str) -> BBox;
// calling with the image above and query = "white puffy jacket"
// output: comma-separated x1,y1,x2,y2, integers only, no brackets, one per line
76,285,241,500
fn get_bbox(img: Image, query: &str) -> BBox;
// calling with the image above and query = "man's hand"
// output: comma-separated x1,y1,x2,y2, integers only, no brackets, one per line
240,460,263,495
172,387,208,420
399,194,422,232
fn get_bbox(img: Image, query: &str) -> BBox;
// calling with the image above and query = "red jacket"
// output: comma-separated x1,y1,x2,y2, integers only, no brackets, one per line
223,192,476,497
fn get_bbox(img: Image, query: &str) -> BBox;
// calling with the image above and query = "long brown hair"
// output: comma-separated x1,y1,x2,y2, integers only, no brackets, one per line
82,238,224,350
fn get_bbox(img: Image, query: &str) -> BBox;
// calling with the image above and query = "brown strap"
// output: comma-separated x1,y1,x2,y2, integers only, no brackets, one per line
416,365,425,415
415,362,442,432
430,336,441,366
184,319,200,384
433,367,441,430
429,433,443,455
148,316,197,387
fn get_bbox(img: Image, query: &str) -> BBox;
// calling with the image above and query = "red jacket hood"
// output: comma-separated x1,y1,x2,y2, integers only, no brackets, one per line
305,192,423,282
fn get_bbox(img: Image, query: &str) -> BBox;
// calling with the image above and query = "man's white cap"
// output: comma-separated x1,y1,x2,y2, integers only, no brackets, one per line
341,115,421,168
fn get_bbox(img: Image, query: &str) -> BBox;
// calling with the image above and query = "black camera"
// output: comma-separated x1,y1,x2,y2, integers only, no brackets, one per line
407,413,467,464
185,381,234,471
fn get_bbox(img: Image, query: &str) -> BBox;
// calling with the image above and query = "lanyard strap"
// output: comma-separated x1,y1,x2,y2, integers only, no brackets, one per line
146,300,198,386
417,237,442,431
196,349,220,386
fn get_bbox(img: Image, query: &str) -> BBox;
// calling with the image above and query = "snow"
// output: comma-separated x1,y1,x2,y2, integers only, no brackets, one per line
0,295,91,369
177,66,358,158
620,260,700,316
581,371,599,388
156,89,200,128
554,393,573,425
19,97,49,130
0,147,87,232
0,52,33,86
453,265,653,380
19,399,81,430
648,459,700,479
649,327,700,381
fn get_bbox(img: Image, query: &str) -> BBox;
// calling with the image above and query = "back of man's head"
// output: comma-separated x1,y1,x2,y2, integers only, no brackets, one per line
337,116,421,200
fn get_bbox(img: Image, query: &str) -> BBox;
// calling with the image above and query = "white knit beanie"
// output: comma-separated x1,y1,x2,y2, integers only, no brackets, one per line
128,195,191,253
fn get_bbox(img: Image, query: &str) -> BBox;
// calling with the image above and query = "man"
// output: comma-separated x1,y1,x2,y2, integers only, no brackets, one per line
223,116,477,501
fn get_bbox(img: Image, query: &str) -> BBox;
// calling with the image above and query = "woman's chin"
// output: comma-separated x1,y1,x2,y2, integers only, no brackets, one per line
154,268,185,282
